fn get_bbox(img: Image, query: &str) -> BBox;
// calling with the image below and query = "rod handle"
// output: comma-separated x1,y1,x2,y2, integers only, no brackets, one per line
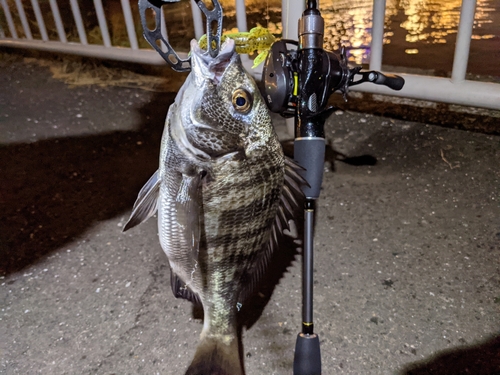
293,333,322,375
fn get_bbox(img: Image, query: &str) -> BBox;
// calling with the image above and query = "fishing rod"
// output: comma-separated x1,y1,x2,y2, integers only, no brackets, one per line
262,1,404,374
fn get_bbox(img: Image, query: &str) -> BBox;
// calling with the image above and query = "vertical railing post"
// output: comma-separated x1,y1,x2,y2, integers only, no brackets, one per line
69,0,88,44
235,0,250,65
31,0,49,41
0,0,19,39
190,0,204,39
120,0,139,50
235,0,247,32
451,0,477,83
14,0,33,39
49,0,67,43
282,0,305,136
369,0,386,71
282,0,304,40
93,0,112,47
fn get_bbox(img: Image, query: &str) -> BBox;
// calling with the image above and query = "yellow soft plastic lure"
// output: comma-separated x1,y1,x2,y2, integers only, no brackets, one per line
198,26,276,69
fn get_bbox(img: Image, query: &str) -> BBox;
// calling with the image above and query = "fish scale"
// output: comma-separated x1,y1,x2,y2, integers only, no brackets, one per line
124,38,305,375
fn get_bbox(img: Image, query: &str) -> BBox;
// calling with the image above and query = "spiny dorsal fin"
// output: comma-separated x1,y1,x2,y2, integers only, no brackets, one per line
238,157,307,303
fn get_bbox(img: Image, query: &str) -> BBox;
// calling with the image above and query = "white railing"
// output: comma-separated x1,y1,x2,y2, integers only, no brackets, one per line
0,0,188,64
350,0,500,111
0,0,499,110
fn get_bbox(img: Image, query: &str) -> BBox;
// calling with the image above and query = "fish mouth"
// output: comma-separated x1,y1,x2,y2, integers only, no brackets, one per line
190,38,236,83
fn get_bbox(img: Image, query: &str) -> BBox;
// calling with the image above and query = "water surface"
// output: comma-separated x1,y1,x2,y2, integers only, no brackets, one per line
2,0,498,77
217,0,500,77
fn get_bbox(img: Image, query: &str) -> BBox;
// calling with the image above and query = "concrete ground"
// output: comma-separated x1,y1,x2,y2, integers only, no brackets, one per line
1,55,499,375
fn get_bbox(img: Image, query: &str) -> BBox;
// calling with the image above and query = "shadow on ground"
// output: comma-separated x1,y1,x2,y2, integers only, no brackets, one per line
399,335,500,375
0,91,176,275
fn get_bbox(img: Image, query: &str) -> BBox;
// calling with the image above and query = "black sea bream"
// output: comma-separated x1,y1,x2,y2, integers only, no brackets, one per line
124,38,304,375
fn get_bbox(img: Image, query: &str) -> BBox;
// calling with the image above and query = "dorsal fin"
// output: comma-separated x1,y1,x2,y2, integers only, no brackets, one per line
238,157,307,304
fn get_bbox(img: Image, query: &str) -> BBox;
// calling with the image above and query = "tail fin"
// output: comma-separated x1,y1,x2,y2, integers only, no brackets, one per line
185,336,243,375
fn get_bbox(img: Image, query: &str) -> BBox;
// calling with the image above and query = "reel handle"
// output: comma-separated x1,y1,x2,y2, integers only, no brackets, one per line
349,69,405,91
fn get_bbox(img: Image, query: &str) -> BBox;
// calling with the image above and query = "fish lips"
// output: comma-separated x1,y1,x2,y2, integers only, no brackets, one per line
190,38,237,85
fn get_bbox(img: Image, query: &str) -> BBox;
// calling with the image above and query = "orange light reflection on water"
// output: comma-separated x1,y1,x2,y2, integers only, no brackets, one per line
204,0,497,66
280,0,495,64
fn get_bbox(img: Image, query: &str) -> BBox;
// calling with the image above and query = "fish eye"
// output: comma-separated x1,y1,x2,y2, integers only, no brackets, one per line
232,88,252,113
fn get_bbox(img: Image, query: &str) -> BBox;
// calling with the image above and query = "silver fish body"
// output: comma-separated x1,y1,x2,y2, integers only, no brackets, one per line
124,39,304,375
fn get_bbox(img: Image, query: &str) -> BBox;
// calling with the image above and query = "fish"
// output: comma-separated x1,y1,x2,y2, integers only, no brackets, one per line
123,38,305,375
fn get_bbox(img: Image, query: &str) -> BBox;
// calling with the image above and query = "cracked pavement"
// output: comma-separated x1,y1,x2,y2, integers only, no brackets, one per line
1,56,499,374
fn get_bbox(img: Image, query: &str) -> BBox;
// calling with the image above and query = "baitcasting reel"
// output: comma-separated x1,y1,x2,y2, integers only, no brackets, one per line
262,3,405,201
262,40,405,118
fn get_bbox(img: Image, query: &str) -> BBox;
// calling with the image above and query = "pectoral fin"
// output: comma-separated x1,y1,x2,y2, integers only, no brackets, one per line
175,172,203,261
123,170,160,232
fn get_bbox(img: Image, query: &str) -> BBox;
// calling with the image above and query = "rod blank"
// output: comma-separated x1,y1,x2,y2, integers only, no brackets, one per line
303,204,315,329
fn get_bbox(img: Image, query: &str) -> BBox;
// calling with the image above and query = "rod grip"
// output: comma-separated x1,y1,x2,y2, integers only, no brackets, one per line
293,333,322,375
294,138,325,199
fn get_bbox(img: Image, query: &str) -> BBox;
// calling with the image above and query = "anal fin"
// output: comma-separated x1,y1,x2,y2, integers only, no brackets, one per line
170,268,201,306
